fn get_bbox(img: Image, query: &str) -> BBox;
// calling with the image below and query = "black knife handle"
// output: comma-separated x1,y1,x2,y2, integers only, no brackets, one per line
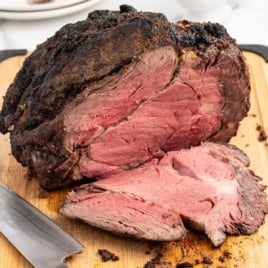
0,49,28,63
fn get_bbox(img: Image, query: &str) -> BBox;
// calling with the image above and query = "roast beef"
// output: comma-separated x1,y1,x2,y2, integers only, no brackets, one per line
60,142,268,247
0,5,250,190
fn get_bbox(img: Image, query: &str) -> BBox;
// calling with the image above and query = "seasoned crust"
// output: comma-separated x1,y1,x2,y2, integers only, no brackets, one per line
0,7,177,134
0,8,238,135
0,6,250,190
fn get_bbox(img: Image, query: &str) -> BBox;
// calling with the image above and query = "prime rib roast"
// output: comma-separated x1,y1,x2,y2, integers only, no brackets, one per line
0,5,250,190
0,5,267,246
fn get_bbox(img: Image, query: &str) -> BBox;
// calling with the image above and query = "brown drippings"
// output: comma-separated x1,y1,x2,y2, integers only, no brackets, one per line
97,248,119,262
143,243,173,268
202,256,213,265
256,124,267,142
217,250,232,264
141,231,259,268
218,255,225,263
222,250,232,259
176,261,194,267
144,252,173,268
38,189,49,199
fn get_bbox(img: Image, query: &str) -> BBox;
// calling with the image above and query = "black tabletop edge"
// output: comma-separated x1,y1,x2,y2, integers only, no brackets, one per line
239,44,268,62
0,49,28,63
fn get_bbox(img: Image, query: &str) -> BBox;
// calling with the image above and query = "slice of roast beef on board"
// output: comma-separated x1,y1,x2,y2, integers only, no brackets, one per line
61,142,268,247
0,5,249,190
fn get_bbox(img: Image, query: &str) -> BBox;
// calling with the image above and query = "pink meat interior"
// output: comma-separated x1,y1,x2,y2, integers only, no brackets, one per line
63,46,223,179
61,190,185,241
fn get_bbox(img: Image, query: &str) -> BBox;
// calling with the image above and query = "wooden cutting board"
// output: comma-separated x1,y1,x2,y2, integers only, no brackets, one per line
0,52,267,268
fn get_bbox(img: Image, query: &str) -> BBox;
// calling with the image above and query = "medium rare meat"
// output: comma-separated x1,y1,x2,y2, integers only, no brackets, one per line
62,187,186,241
61,142,268,247
0,6,250,190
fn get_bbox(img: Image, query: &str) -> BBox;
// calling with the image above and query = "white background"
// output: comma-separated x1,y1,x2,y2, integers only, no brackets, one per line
0,0,268,50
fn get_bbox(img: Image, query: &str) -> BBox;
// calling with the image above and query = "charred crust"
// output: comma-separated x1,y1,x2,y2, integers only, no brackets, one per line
203,22,228,38
0,8,175,135
0,6,250,190
174,21,232,49
120,4,137,13
24,118,42,130
0,8,234,135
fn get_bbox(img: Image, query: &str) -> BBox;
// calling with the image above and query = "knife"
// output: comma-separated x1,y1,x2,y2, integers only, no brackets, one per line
0,183,84,268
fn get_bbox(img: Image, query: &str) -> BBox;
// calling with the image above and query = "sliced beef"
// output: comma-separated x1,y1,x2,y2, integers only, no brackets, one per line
60,142,268,247
0,6,250,190
62,186,186,241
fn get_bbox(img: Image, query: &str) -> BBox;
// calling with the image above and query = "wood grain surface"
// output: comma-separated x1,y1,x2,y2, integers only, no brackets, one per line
0,52,267,268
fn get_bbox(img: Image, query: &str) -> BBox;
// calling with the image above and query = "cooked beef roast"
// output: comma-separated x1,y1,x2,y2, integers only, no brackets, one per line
0,6,250,190
1,5,266,246
61,142,268,247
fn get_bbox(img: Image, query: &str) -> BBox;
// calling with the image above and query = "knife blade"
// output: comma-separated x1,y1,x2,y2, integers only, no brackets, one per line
0,183,84,268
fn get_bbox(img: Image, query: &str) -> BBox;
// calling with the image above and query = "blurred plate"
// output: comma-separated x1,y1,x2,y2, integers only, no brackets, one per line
0,0,101,20
0,0,87,12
